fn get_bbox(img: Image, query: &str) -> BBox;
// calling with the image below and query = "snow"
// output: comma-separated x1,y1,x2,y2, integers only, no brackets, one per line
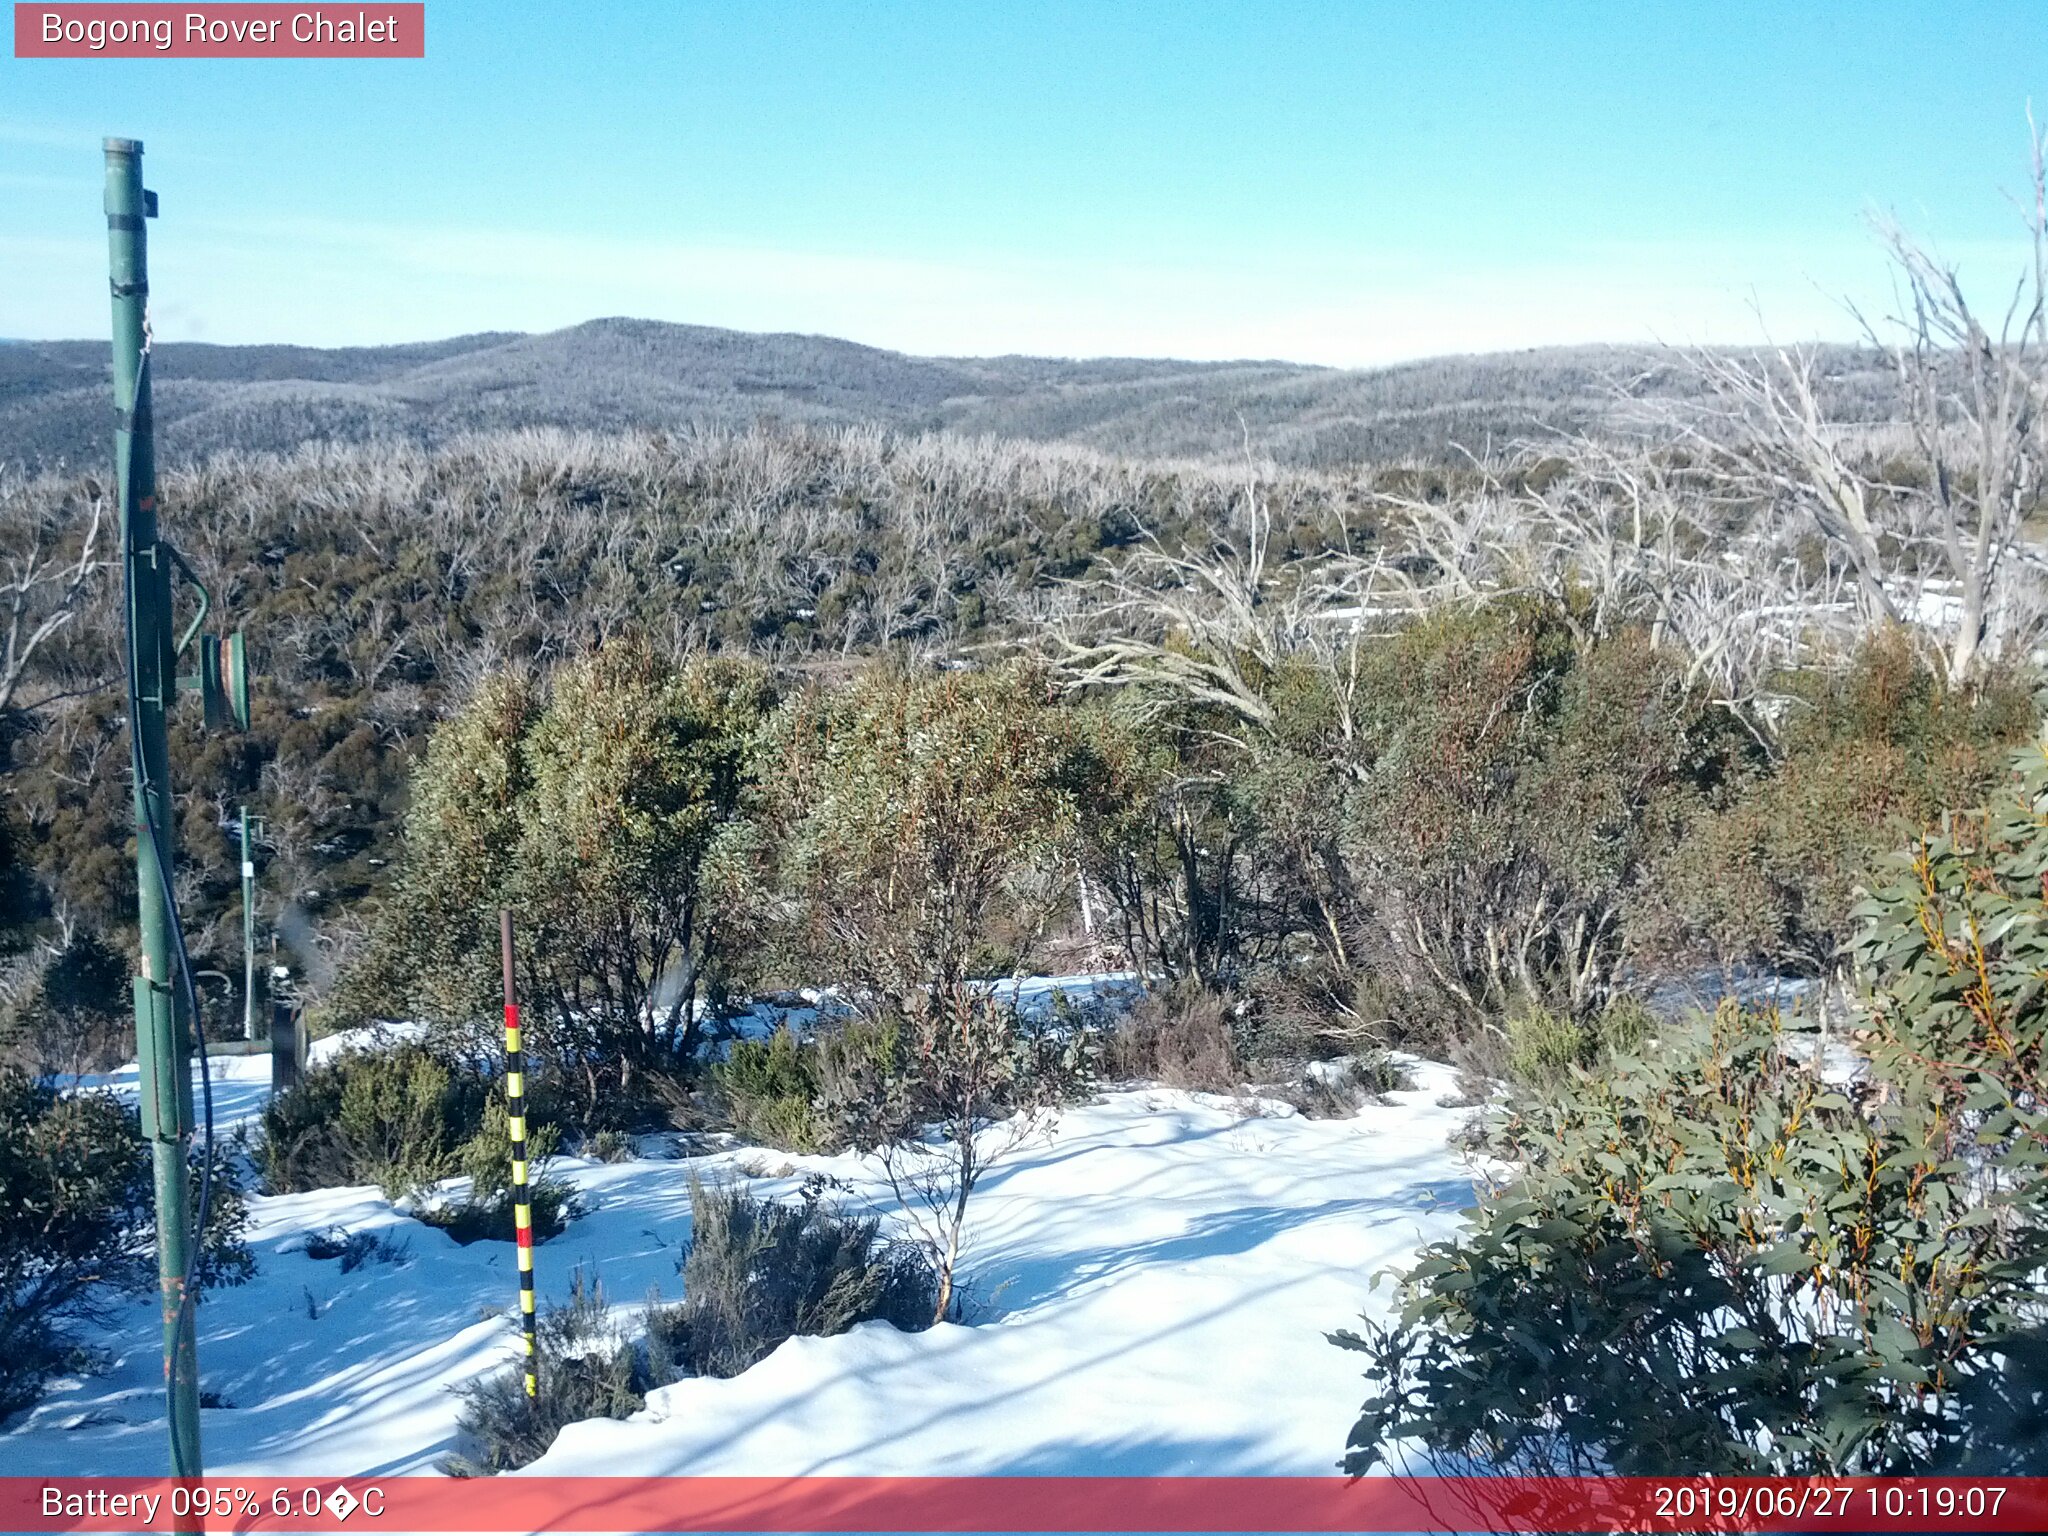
7,1003,1477,1480
713,973,1144,1049
55,1022,426,1142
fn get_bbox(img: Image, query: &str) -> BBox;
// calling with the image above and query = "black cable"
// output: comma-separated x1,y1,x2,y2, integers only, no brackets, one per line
119,349,215,1362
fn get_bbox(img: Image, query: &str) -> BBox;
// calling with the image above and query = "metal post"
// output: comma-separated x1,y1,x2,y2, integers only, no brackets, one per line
501,910,539,1405
239,807,258,1041
107,135,204,1482
269,981,301,1096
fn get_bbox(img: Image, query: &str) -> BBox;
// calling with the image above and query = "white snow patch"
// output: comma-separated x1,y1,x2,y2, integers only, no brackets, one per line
7,1031,1475,1478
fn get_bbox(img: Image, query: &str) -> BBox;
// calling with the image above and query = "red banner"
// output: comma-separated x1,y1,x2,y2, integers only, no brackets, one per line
12,5,424,58
5,1476,2047,1533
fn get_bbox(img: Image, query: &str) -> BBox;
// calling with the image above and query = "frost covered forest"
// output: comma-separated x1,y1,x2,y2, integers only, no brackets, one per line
3,175,2048,1478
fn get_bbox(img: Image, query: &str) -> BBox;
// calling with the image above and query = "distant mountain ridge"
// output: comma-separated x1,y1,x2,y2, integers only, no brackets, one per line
0,317,1899,470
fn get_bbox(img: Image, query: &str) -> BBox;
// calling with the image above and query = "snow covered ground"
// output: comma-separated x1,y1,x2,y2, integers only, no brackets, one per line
5,1022,1478,1480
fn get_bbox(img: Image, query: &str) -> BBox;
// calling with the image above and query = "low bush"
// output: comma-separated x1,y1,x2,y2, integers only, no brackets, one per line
423,1101,578,1245
1102,982,1240,1092
711,1028,825,1153
584,1129,636,1163
710,1017,915,1155
303,1226,413,1272
1280,1053,1411,1118
260,1041,491,1198
446,1188,936,1473
1647,631,2036,976
1446,995,1657,1097
0,1072,252,1417
661,1180,937,1379
445,1271,645,1476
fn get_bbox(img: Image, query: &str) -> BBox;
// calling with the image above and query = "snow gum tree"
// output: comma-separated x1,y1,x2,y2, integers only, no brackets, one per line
766,661,1100,1319
340,641,771,1127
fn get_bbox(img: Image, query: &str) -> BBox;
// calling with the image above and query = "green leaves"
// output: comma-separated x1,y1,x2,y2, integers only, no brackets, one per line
1343,740,2048,1476
1339,986,2048,1475
765,661,1090,1010
341,643,772,1128
1,1070,251,1415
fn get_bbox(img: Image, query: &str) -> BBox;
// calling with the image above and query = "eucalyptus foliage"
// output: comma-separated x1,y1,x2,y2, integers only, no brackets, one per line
342,642,771,1127
1337,746,2048,1474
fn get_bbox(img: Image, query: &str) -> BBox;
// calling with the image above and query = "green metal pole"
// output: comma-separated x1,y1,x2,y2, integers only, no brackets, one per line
240,807,257,1041
107,136,204,1483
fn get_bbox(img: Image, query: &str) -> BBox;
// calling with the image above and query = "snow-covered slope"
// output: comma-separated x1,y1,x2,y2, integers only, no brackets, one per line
8,1045,1475,1479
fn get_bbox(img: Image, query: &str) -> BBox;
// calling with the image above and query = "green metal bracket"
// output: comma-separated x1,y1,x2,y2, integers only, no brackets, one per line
167,538,249,732
131,976,184,1140
228,629,250,731
199,636,227,730
191,632,251,731
163,541,210,659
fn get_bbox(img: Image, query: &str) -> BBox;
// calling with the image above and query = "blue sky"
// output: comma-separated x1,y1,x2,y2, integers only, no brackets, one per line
2,2,2042,363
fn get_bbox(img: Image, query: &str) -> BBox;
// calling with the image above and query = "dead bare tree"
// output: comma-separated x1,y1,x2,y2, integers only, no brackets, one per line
1371,440,1867,745
1672,122,2048,686
1049,454,1376,750
0,473,107,718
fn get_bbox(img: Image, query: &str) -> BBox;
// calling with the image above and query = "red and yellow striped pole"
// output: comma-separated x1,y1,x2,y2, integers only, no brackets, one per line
500,909,538,1406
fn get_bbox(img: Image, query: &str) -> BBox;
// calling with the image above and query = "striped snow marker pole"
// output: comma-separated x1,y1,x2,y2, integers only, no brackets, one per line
500,908,538,1406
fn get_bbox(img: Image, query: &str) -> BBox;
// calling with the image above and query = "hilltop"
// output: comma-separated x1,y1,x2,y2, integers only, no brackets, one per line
0,318,1903,470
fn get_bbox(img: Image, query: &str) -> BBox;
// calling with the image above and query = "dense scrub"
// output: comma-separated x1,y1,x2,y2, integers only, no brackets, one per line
656,1181,936,1378
336,611,2036,1125
260,1041,492,1198
1335,748,2048,1475
0,1072,252,1416
0,426,1370,1068
1648,630,2038,975
336,641,770,1128
259,1041,577,1239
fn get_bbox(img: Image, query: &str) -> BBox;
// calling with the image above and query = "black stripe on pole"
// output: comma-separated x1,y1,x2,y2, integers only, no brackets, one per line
501,909,538,1405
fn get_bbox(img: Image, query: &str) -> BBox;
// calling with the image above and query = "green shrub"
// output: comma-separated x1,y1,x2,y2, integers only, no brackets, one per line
0,1072,252,1417
445,1270,646,1475
711,1028,824,1152
1650,631,2036,975
446,1187,936,1472
1331,611,1740,1040
303,1225,412,1272
1501,1005,1588,1089
1342,747,2048,1476
423,1101,578,1245
338,1047,464,1199
1103,981,1240,1092
341,646,773,1133
1336,994,2047,1475
459,1099,563,1203
1846,742,2048,1467
260,1041,490,1198
1477,996,1660,1094
764,661,1093,1016
584,1128,635,1163
1282,1052,1411,1118
664,1180,936,1379
711,1018,914,1154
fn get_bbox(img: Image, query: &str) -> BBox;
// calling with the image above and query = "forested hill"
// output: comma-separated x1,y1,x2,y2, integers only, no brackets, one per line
0,318,1901,470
